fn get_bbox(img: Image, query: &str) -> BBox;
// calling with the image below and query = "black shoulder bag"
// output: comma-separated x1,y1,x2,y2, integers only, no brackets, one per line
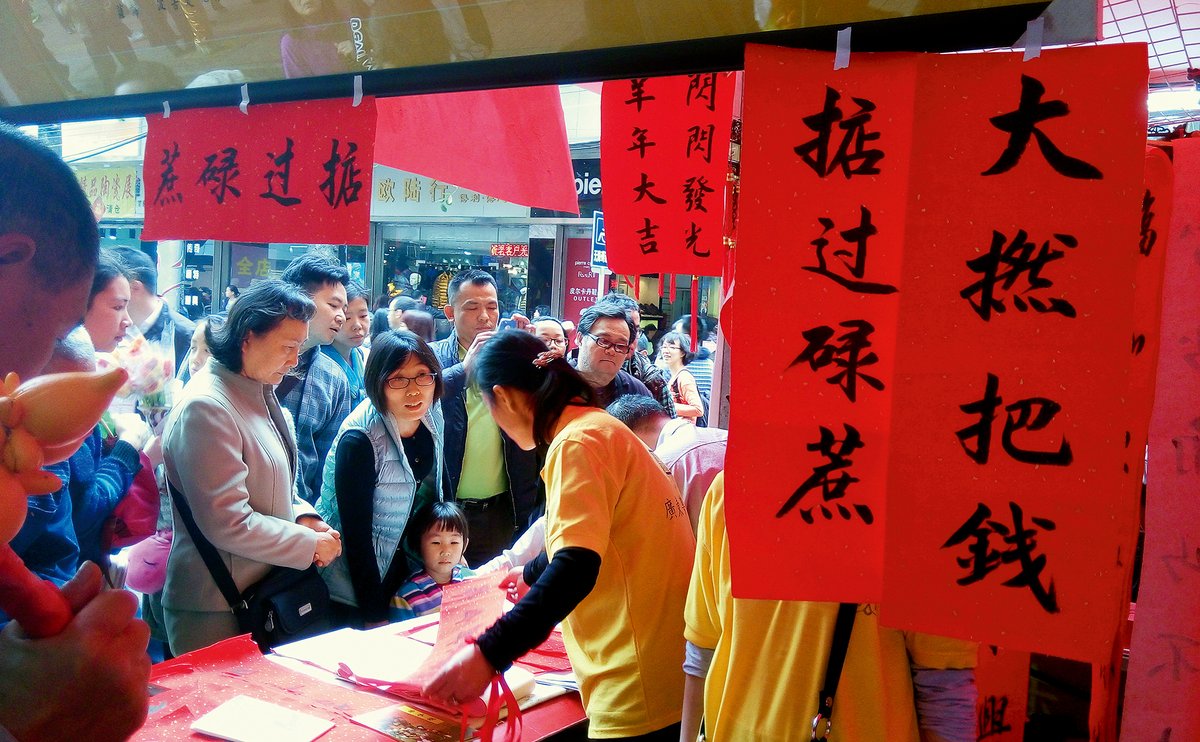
168,482,331,652
812,602,858,741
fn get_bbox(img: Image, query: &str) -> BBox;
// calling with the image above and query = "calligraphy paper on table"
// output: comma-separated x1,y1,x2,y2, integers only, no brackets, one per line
974,648,1029,742
143,97,376,244
374,87,577,214
880,45,1147,664
725,46,918,602
1120,138,1200,742
600,73,734,277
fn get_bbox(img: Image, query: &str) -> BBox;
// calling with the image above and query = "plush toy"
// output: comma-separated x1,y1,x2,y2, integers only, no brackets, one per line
0,368,128,637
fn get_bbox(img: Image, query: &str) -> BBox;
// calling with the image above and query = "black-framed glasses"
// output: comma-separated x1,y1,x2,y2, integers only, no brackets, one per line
539,337,568,347
584,332,631,355
386,372,438,389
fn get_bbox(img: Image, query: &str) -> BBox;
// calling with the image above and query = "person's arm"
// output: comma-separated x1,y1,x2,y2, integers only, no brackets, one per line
911,666,978,742
474,516,546,575
673,370,704,420
680,641,714,742
332,431,388,622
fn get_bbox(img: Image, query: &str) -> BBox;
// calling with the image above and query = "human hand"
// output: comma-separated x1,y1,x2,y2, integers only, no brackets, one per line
297,514,337,536
462,330,495,370
143,434,163,469
422,642,495,707
113,412,151,450
498,565,530,604
313,530,342,567
509,312,531,332
0,562,151,742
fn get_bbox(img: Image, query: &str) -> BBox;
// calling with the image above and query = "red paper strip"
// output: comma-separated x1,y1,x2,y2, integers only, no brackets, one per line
726,46,918,601
374,87,577,214
975,647,1030,742
143,98,376,244
880,45,1148,663
601,73,734,277
1120,139,1200,740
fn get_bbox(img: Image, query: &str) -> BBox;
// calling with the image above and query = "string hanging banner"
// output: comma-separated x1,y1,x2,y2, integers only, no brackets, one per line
600,73,735,277
880,44,1148,664
143,97,377,244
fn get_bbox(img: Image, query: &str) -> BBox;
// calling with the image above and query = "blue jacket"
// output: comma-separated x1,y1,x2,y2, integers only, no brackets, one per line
67,428,141,568
441,364,545,531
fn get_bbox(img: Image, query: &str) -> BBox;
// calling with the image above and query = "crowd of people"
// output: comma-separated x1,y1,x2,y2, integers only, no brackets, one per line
0,123,982,741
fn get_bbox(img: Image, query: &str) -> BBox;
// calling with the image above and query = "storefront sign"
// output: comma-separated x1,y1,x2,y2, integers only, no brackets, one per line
601,72,734,277
143,98,376,245
371,165,530,219
591,212,608,272
72,165,143,219
562,237,601,330
490,243,529,257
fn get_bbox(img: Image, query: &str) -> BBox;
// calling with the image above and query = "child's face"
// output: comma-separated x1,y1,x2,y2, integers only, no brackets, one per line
421,526,466,584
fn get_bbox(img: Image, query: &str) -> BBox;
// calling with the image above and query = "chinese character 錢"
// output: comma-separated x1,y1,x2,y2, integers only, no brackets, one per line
942,501,1060,613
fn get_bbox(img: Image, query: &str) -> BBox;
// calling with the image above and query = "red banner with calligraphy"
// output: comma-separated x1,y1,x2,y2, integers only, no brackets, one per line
600,73,734,277
725,47,918,602
880,45,1147,664
1121,139,1200,741
975,648,1029,742
143,98,376,244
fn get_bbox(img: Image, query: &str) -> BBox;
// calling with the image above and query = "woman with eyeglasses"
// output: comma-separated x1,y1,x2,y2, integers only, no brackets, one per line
316,330,447,628
532,316,568,359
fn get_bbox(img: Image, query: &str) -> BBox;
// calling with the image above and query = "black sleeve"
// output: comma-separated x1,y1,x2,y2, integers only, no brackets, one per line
333,431,388,623
475,546,601,671
522,550,549,585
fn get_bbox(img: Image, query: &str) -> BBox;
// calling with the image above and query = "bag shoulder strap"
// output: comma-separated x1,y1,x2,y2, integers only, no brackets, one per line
167,481,244,611
813,602,858,741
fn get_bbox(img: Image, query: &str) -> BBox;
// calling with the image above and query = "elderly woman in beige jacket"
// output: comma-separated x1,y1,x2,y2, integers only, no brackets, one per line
162,280,343,655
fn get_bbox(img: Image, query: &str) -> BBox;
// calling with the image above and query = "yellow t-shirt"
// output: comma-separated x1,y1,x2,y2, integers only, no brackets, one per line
685,473,978,742
543,406,696,738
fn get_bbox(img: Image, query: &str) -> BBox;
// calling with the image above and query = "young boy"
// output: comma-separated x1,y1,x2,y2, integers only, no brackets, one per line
392,501,474,621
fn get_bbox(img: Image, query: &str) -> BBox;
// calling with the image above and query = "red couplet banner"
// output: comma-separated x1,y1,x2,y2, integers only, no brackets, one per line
725,46,919,601
1120,139,1200,741
600,73,735,277
975,648,1029,742
880,45,1148,664
143,98,376,244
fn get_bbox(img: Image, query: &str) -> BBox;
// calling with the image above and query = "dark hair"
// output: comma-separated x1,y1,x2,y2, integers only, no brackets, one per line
226,284,240,297
363,330,444,411
402,309,436,342
673,314,714,338
597,294,641,339
370,308,390,342
532,316,566,336
0,124,99,288
280,252,349,296
577,303,636,341
447,269,496,306
659,331,694,364
390,295,418,313
88,250,131,309
407,500,470,553
470,330,596,447
345,280,369,306
532,304,551,318
206,280,315,373
112,246,158,294
606,394,668,431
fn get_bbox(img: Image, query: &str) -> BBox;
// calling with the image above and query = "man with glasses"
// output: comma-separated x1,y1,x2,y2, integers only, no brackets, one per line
598,291,676,419
571,304,655,409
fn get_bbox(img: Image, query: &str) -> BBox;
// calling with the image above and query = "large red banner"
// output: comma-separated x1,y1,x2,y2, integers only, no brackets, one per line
143,98,376,244
1120,139,1200,741
600,73,734,277
726,47,918,602
975,648,1029,742
879,45,1147,664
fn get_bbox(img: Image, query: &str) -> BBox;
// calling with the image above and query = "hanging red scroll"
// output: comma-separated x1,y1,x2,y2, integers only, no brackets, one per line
725,46,919,602
143,98,376,245
600,73,734,277
880,45,1147,664
975,647,1030,742
1120,139,1200,741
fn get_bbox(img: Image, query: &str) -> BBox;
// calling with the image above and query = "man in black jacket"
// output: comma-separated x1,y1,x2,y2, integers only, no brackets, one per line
112,246,195,373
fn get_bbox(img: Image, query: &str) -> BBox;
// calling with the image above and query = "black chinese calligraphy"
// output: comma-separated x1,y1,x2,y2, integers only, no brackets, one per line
319,139,363,208
794,86,884,179
1148,633,1200,682
1140,189,1158,257
977,695,1013,740
628,126,656,159
788,319,884,402
1173,433,1200,475
686,124,716,163
260,137,301,207
633,172,667,205
197,147,241,205
805,206,898,295
961,230,1078,321
153,141,182,206
685,73,717,112
776,423,873,525
982,75,1102,180
683,222,707,258
682,176,714,213
956,373,1073,466
636,217,660,255
625,78,656,112
1161,536,1200,583
942,501,1060,613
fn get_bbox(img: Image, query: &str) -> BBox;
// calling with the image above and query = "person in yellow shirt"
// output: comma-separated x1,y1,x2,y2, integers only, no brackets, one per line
683,473,978,742
423,330,696,740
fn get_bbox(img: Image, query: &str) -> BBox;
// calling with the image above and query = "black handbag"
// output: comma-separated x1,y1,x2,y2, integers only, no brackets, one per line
169,482,331,652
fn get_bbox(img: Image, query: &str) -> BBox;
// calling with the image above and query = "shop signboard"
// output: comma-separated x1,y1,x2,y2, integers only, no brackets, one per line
371,165,530,219
71,165,143,220
591,211,607,273
562,237,601,331
490,243,529,257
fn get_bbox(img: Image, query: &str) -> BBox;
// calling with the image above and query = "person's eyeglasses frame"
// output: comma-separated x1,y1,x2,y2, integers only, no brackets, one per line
584,332,631,356
386,372,439,389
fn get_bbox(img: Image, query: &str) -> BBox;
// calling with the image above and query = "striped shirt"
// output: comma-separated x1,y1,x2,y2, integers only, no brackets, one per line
391,564,474,621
